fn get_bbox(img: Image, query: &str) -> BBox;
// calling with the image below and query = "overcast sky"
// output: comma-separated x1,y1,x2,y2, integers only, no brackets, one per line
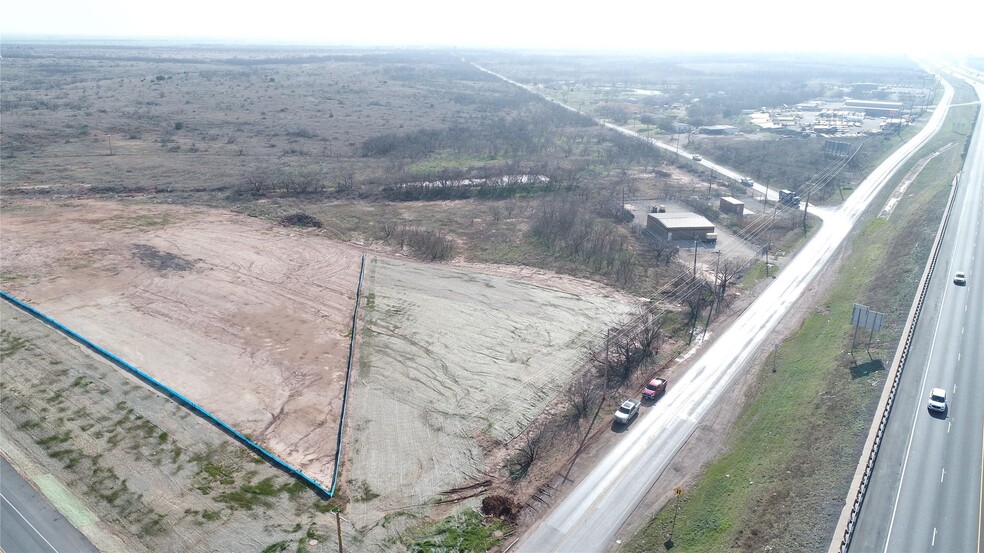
3,0,982,56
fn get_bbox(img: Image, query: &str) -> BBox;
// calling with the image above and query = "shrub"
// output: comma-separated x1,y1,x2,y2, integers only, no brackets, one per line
279,213,323,228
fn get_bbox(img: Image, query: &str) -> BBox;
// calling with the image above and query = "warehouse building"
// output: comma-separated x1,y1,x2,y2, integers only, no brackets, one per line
843,99,902,117
699,124,740,135
646,212,716,242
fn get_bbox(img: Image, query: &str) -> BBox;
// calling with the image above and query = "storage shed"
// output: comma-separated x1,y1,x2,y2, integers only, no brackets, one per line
719,197,744,217
647,212,716,242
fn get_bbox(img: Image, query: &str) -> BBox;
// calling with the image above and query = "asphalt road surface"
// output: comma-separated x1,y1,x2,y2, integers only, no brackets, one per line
512,75,955,552
0,456,98,553
849,70,984,553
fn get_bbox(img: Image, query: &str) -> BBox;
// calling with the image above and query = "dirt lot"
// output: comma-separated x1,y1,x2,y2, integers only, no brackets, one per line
346,256,641,536
1,199,364,487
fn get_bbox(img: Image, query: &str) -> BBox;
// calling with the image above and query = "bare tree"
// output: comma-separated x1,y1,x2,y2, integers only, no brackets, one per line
636,311,666,357
508,427,549,480
684,279,715,344
563,375,600,430
716,257,747,299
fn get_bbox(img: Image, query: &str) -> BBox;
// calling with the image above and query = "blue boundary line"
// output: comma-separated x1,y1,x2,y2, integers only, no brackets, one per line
1,290,335,498
330,252,366,496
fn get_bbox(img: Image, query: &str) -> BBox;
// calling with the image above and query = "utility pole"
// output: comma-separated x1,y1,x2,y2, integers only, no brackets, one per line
693,239,699,278
108,134,114,156
336,512,344,553
765,243,771,278
768,204,778,249
713,250,722,301
801,189,811,230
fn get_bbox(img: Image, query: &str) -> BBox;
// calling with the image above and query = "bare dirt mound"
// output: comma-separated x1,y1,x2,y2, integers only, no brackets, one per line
0,200,363,487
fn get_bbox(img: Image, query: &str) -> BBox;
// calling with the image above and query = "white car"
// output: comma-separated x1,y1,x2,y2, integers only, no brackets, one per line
691,154,702,162
928,388,947,412
953,271,966,285
614,398,641,425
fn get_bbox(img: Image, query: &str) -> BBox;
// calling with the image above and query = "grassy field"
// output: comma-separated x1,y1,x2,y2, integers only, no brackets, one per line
622,76,978,552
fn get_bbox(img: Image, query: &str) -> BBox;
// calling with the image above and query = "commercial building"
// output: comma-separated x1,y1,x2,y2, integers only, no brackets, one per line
699,125,740,135
843,99,903,117
646,212,716,242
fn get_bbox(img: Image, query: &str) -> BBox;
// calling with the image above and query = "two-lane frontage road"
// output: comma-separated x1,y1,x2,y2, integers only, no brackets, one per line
849,73,984,553
0,456,98,553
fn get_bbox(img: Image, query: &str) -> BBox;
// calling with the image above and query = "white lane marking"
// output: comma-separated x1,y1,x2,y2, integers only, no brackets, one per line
884,280,950,553
948,421,952,433
941,468,946,482
0,491,61,553
933,527,937,546
977,426,982,553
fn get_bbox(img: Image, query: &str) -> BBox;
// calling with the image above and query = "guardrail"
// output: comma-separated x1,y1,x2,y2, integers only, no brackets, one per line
1,253,368,499
828,173,961,553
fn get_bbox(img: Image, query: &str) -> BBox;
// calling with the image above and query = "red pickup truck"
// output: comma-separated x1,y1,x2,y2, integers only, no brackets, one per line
642,377,667,400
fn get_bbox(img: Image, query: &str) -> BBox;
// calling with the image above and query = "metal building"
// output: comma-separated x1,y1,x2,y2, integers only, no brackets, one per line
646,212,716,241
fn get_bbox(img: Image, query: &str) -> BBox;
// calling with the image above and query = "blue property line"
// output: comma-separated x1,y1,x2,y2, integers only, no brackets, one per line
330,252,366,496
0,290,334,497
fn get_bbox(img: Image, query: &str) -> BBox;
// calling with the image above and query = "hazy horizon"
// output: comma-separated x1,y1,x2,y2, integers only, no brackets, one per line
2,0,982,57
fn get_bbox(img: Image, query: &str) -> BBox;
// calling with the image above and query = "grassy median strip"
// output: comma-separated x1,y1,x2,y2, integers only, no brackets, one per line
623,77,979,553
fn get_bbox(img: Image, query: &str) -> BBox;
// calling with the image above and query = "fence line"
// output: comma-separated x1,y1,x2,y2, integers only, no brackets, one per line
331,253,366,496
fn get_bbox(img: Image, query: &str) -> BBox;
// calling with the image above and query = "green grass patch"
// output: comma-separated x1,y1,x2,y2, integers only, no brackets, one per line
404,509,508,552
0,329,30,357
261,539,292,553
112,214,173,229
409,154,488,174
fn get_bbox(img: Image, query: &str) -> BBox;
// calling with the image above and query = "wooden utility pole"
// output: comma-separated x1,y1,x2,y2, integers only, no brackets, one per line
336,512,344,553
765,244,771,278
802,189,811,230
693,239,699,279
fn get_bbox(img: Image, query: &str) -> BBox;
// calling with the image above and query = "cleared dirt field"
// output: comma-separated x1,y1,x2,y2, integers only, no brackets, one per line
1,199,363,487
346,256,641,530
2,198,642,547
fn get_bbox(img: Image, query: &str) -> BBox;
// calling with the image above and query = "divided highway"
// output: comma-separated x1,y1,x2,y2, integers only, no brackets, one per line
849,72,984,553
